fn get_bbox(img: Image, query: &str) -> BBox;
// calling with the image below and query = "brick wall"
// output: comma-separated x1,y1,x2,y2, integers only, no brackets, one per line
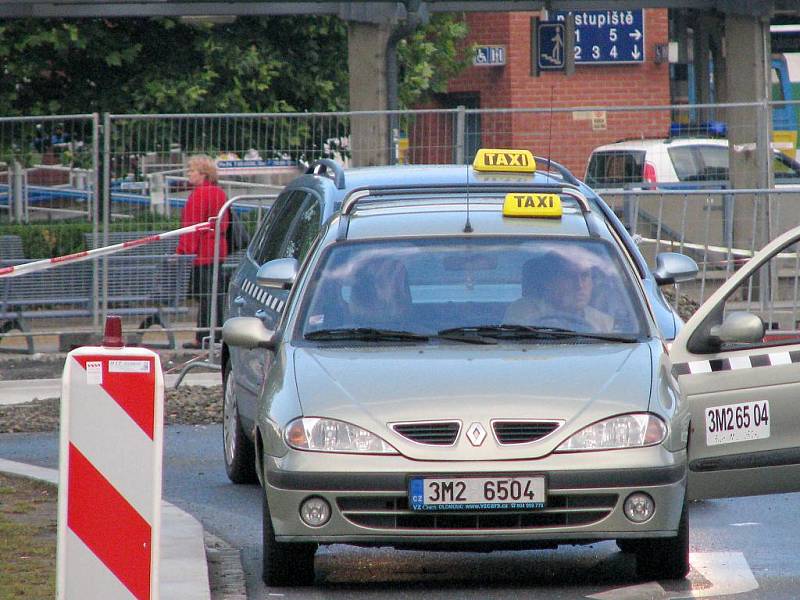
433,10,671,177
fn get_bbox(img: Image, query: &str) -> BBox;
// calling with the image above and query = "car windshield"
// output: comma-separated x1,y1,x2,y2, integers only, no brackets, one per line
297,237,648,341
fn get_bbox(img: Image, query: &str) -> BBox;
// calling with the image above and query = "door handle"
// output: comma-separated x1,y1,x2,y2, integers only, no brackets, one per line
234,295,246,306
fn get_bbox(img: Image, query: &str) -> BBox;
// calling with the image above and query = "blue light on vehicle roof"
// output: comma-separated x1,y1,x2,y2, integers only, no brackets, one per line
669,121,727,138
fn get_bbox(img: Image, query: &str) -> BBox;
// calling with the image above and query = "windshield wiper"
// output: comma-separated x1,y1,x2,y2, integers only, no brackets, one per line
305,327,429,342
439,324,639,344
434,328,498,345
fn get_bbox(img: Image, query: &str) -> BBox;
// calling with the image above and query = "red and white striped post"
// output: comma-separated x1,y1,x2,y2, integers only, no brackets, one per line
56,316,164,600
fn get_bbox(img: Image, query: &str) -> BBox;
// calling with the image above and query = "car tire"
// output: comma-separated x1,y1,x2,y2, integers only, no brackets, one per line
616,539,642,553
262,486,317,587
634,498,690,580
222,362,257,484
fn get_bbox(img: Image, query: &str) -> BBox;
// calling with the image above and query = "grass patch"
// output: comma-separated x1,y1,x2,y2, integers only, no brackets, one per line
0,474,56,599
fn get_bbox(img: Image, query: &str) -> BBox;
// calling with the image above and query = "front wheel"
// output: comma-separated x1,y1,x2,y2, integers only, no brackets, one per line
634,498,690,580
222,362,257,484
262,487,317,587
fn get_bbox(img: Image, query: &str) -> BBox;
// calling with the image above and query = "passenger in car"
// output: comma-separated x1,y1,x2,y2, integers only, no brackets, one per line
504,252,613,332
349,257,413,327
306,278,350,330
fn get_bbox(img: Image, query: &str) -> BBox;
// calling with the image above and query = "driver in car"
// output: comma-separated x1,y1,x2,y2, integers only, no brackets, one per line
504,252,613,332
348,256,413,328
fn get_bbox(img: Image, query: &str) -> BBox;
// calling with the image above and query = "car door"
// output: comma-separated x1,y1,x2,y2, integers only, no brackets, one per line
670,224,800,500
235,190,323,427
230,189,303,423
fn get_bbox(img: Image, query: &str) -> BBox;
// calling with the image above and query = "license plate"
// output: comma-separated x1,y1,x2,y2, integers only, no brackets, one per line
705,400,770,446
409,476,546,511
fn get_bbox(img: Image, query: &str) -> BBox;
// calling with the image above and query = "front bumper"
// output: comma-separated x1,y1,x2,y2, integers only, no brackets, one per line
264,447,687,545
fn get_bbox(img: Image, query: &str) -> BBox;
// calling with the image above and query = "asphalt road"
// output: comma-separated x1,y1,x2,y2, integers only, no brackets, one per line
3,425,800,599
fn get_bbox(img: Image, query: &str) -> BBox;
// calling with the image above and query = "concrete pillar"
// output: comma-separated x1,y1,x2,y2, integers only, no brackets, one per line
694,15,713,122
722,13,772,250
348,21,391,167
671,10,691,109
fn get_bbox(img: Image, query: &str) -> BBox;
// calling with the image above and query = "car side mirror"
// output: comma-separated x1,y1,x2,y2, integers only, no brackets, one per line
708,312,765,346
653,252,698,285
257,258,298,289
222,317,276,350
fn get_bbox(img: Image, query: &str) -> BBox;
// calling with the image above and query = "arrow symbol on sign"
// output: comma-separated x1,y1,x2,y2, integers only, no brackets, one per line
631,45,641,60
629,29,642,41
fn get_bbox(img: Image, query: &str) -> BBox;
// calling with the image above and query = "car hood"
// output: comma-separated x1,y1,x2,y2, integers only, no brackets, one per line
293,342,654,461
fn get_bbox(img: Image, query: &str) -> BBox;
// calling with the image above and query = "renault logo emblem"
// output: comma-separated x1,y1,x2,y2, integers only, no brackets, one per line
466,422,487,446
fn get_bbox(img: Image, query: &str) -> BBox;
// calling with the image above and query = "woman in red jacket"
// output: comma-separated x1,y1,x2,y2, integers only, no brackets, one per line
177,155,229,349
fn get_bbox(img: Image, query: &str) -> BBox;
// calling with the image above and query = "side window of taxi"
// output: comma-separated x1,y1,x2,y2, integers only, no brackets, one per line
282,194,322,263
718,240,800,348
249,190,307,266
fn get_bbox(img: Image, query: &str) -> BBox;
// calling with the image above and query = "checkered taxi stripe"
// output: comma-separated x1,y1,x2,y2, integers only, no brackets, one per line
240,279,285,313
672,350,800,377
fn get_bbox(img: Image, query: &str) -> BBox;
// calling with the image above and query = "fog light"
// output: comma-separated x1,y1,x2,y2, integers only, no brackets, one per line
624,492,655,523
300,497,331,527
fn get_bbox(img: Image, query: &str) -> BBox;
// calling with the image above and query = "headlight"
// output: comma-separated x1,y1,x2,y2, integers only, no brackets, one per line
555,413,667,452
285,417,399,454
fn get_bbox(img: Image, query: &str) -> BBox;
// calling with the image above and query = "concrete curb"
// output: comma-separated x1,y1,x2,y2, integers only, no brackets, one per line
0,458,211,600
1,372,221,406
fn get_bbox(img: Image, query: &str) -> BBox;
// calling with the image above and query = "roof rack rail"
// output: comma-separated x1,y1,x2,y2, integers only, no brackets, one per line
336,183,597,241
306,159,346,189
534,156,582,187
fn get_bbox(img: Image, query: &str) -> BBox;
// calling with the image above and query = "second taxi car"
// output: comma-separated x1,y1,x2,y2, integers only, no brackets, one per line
223,149,800,586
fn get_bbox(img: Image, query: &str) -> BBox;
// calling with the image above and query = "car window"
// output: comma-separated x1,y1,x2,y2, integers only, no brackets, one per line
251,190,309,265
585,151,645,187
714,239,800,349
668,145,728,181
282,193,322,263
248,191,289,264
297,237,647,338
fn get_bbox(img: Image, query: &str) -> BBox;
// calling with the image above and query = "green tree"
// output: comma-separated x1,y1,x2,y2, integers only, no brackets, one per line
397,14,471,108
0,14,469,116
0,16,349,115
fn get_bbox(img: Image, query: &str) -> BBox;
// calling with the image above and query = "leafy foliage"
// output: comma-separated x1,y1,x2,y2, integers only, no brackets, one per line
0,16,349,115
397,14,471,108
0,15,470,116
0,220,180,257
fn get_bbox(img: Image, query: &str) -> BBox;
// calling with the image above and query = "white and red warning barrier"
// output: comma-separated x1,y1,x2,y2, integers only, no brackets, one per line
0,219,216,279
56,317,164,600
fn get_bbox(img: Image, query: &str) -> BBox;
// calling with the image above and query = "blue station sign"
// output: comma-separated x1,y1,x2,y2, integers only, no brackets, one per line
553,10,645,64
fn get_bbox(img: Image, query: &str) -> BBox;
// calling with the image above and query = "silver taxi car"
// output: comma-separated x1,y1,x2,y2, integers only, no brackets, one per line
224,150,800,587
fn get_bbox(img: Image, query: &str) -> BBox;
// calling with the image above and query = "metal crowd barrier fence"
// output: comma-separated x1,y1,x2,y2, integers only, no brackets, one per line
2,101,800,352
0,222,216,354
598,187,800,311
172,194,276,387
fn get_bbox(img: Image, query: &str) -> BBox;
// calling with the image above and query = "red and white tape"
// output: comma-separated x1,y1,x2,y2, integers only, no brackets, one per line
56,324,164,600
0,218,216,278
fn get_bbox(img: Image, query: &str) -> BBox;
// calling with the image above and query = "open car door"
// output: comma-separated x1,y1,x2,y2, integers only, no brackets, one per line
671,225,800,500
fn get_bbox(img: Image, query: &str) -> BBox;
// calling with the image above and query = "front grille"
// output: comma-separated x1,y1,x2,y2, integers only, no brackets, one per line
390,421,461,446
338,493,618,530
492,420,562,444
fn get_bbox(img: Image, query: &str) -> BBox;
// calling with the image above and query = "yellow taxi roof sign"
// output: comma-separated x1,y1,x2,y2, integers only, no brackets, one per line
473,149,536,173
503,193,562,218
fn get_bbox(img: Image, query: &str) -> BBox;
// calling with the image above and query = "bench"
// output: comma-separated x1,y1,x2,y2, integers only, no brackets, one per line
0,253,194,353
0,235,25,259
86,228,247,287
